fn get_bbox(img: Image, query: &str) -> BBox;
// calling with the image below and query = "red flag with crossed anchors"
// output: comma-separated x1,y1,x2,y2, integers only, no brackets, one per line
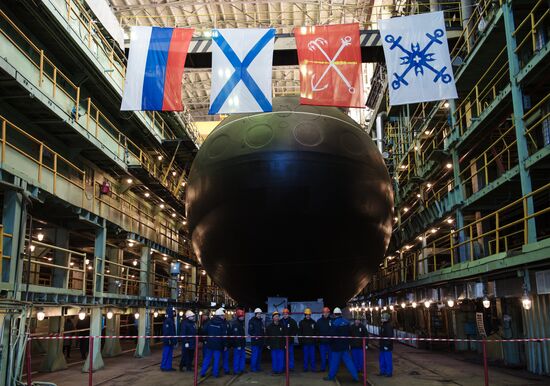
294,24,364,108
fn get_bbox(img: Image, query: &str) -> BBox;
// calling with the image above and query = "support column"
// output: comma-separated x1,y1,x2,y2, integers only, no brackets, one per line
134,308,151,357
102,313,122,357
2,188,28,299
94,221,106,296
52,228,69,290
502,2,536,243
82,308,104,372
40,316,67,372
140,246,151,297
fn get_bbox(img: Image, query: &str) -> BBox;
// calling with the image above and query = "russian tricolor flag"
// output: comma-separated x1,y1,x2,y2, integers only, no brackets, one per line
121,26,194,111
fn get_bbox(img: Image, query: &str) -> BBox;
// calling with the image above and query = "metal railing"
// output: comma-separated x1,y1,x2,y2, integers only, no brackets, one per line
22,239,87,295
524,93,550,156
377,182,550,289
453,47,510,135
512,0,549,66
0,224,13,281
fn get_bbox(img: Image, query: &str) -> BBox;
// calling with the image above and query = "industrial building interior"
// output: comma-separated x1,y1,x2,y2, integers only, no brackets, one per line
0,0,549,385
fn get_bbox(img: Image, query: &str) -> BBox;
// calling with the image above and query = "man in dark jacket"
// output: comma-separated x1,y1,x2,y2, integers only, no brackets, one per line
266,311,285,375
161,307,177,371
350,318,368,373
378,313,394,377
180,310,197,372
281,308,298,371
230,309,246,374
298,308,317,372
200,308,228,378
317,307,332,372
199,314,210,360
248,308,265,372
323,307,358,382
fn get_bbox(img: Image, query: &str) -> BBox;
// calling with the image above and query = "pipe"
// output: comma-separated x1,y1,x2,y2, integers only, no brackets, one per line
375,112,387,154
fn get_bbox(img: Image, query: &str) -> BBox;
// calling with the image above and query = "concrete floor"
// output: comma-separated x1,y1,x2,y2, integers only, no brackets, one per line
29,344,549,386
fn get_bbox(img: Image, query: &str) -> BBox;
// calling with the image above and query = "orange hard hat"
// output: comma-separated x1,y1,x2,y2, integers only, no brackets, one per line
323,307,330,313
283,308,290,314
236,309,245,317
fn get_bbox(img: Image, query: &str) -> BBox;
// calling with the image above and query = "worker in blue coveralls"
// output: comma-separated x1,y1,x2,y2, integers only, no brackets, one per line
266,311,286,375
317,307,332,372
378,313,394,377
230,309,246,374
248,308,265,372
200,308,228,378
160,306,177,371
298,308,317,372
350,317,368,373
179,310,197,372
323,307,359,382
281,308,298,371
199,314,210,360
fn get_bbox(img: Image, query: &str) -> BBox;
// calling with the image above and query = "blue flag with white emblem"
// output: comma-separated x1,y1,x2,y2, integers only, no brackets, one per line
209,28,276,114
379,12,457,106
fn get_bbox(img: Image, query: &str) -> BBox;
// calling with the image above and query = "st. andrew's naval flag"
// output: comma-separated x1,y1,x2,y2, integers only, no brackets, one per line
379,12,458,106
209,28,276,114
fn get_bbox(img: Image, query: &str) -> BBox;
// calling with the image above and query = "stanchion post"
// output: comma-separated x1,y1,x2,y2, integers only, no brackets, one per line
482,338,489,386
26,338,32,386
285,336,290,386
193,335,199,386
89,336,94,386
362,337,367,386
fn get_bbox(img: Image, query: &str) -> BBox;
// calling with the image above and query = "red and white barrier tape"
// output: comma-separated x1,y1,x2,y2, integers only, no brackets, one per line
27,334,550,343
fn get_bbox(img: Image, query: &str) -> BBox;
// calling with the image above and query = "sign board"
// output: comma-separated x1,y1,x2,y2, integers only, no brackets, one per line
476,312,486,337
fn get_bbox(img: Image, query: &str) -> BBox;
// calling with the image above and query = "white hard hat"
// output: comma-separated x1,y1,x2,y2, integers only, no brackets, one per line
333,307,342,314
254,308,262,314
185,310,195,318
214,308,225,316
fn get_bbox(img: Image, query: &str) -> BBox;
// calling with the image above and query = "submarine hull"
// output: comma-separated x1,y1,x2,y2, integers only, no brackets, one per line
186,97,393,306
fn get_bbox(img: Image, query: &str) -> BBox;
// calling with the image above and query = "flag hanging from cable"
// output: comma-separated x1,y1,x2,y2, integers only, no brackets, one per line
294,23,364,108
121,26,194,111
209,28,276,115
379,12,458,106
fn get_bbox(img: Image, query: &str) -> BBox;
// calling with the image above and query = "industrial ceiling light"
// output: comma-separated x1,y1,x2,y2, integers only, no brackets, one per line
400,164,407,169
37,232,44,241
85,259,90,265
446,217,454,224
416,193,421,198
153,310,159,318
430,228,437,233
134,312,140,320
182,220,188,225
172,213,177,218
426,183,432,188
126,178,133,184
369,307,373,312
172,171,177,176
132,260,138,266
162,255,168,261
78,309,86,320
418,236,423,241
424,300,431,308
393,216,398,222
412,301,417,308
36,309,45,321
181,181,186,187
382,306,387,311
424,130,431,135
522,291,532,310
483,296,491,309
159,204,165,209
106,310,113,320
400,302,406,308
445,162,453,169
444,102,450,108
128,241,135,247
144,192,150,198
374,306,379,311
29,245,35,252
447,299,455,308
185,264,190,269
403,207,409,213
157,155,163,161
389,305,394,311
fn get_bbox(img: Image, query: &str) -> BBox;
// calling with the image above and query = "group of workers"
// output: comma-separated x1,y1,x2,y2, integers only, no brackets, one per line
159,306,394,381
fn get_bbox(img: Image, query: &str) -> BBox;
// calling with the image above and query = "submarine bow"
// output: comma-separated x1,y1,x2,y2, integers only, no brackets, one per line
186,97,393,306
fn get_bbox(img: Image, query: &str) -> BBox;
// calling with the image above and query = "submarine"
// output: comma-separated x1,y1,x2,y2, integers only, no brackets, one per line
186,97,393,306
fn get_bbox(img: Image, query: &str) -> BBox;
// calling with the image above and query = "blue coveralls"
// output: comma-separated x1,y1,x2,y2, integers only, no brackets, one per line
200,316,228,378
160,307,177,371
230,318,246,374
379,321,394,377
266,321,285,374
327,316,358,381
248,316,265,372
317,315,332,371
281,316,298,370
350,322,368,372
180,317,197,371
